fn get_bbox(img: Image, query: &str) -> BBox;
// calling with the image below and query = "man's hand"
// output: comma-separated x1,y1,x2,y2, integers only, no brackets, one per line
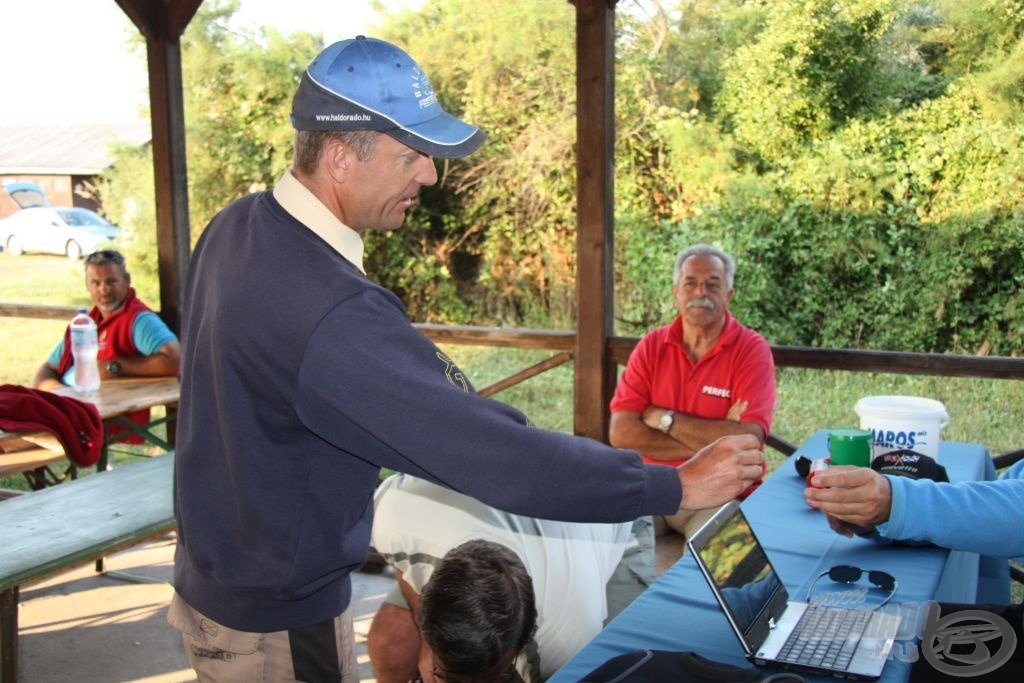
676,434,764,510
725,400,748,422
803,466,893,530
641,405,670,432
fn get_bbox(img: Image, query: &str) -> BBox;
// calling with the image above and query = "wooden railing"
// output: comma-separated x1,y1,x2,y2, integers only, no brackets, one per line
7,303,1024,455
0,303,79,320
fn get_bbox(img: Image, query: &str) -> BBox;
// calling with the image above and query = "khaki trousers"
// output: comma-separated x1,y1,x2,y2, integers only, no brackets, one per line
168,592,358,683
655,504,724,544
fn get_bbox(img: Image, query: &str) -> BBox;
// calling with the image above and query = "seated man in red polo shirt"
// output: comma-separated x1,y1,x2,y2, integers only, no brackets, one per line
610,244,776,541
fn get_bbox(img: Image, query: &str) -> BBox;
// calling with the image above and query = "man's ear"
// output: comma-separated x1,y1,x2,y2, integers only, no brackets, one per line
323,138,352,184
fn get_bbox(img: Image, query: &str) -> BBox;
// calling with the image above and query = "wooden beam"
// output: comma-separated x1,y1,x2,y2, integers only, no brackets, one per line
769,345,1024,380
478,352,574,397
0,303,79,321
610,336,1024,380
573,0,617,441
114,0,199,334
414,323,575,350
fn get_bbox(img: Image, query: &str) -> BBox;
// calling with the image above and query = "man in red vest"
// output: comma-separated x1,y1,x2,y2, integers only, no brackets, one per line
33,250,180,440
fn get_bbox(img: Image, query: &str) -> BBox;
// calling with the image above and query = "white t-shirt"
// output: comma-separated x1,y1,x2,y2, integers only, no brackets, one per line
371,474,635,682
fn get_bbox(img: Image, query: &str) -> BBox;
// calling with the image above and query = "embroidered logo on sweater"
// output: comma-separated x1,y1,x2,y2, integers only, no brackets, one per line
436,351,468,392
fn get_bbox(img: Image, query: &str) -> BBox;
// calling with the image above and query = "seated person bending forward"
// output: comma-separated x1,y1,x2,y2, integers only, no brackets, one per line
807,458,1024,682
368,473,653,683
609,244,776,540
420,539,534,683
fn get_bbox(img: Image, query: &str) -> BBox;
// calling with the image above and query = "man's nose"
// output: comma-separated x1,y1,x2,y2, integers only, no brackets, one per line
417,155,439,186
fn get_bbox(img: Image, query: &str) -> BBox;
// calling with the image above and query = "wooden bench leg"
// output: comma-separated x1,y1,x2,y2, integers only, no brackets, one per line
1,586,18,683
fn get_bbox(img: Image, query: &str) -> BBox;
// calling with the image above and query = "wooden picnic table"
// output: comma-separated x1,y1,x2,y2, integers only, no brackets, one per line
0,377,180,489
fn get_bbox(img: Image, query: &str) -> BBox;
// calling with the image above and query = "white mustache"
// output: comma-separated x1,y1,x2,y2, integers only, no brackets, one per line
686,297,715,310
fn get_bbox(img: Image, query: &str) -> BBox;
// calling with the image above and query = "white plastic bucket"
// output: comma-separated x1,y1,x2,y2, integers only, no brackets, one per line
853,395,949,461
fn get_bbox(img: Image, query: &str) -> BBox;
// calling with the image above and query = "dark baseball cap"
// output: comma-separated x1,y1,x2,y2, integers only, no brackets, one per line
290,36,487,159
871,449,950,482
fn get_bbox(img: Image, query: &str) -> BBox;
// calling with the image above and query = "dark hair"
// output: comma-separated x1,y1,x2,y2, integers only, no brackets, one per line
292,130,380,173
418,539,537,679
84,250,128,274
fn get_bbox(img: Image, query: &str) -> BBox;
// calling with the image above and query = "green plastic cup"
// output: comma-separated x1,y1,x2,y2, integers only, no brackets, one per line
828,428,872,467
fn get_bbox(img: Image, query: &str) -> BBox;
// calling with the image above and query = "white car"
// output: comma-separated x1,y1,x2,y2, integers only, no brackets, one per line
1,207,120,259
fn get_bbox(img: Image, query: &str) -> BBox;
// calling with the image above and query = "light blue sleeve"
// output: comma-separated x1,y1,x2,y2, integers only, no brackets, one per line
46,339,64,367
46,338,75,385
130,311,178,355
878,459,1024,560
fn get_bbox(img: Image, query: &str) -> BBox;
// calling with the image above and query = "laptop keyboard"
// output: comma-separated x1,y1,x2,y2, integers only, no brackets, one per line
776,605,872,670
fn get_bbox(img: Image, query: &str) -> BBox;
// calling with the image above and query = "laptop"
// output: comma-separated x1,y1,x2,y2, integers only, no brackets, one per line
687,501,902,680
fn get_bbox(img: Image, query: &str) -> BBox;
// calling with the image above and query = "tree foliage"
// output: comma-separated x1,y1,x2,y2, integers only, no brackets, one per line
98,0,1024,355
369,0,579,325
101,0,320,290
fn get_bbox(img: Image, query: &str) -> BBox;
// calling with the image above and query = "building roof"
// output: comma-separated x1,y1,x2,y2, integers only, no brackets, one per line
0,122,151,175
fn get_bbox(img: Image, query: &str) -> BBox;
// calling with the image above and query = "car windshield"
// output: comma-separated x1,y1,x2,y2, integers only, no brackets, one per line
9,188,48,209
57,209,108,227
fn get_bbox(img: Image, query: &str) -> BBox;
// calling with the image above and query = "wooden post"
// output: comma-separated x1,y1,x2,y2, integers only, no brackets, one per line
114,0,200,335
573,0,617,441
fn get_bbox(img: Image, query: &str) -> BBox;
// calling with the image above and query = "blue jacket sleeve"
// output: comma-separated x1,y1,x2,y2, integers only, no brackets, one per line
877,459,1024,560
294,289,683,523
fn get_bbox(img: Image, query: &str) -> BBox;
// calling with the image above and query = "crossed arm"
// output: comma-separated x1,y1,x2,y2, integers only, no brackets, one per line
609,401,765,463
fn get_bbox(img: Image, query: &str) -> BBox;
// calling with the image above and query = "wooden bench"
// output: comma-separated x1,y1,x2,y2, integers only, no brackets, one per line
0,448,75,497
0,452,175,682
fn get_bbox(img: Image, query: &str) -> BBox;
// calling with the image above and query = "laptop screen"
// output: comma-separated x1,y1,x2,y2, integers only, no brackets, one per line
692,505,785,639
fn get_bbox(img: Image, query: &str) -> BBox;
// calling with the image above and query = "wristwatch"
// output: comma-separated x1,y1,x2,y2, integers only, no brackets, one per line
106,360,123,377
658,410,675,434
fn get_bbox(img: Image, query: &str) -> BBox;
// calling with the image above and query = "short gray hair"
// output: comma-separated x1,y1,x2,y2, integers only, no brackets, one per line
673,244,735,289
85,249,128,276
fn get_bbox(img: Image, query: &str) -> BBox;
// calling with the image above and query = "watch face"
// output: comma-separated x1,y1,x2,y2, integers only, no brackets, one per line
660,412,673,431
108,360,122,376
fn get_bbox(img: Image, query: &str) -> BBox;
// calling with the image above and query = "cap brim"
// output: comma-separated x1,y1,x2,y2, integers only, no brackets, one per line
387,112,488,159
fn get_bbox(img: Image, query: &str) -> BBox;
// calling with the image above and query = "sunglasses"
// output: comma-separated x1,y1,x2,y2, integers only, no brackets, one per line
806,565,898,609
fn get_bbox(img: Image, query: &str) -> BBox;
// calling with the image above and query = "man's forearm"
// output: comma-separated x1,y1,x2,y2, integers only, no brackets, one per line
668,413,765,453
609,412,696,461
33,364,63,390
105,354,178,379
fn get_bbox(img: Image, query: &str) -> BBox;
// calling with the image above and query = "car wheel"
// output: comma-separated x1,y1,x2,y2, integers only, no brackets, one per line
65,240,83,260
6,235,23,256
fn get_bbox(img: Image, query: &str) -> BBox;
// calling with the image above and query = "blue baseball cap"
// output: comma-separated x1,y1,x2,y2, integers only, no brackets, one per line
291,36,486,159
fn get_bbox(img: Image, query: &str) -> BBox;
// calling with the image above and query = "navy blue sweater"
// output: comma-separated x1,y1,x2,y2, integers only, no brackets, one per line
173,191,681,632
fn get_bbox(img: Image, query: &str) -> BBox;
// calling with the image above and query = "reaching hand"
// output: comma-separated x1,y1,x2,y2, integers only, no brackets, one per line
676,434,764,510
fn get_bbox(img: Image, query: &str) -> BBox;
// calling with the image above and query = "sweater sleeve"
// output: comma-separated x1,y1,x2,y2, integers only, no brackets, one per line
877,459,1024,560
295,289,682,523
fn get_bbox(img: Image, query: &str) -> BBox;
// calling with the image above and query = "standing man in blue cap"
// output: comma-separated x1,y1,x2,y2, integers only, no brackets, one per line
169,36,766,682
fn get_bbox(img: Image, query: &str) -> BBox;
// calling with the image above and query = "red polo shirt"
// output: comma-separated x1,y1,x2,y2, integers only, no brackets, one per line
611,313,776,466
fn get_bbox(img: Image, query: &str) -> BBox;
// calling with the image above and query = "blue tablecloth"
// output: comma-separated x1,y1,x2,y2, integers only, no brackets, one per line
550,432,1003,682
